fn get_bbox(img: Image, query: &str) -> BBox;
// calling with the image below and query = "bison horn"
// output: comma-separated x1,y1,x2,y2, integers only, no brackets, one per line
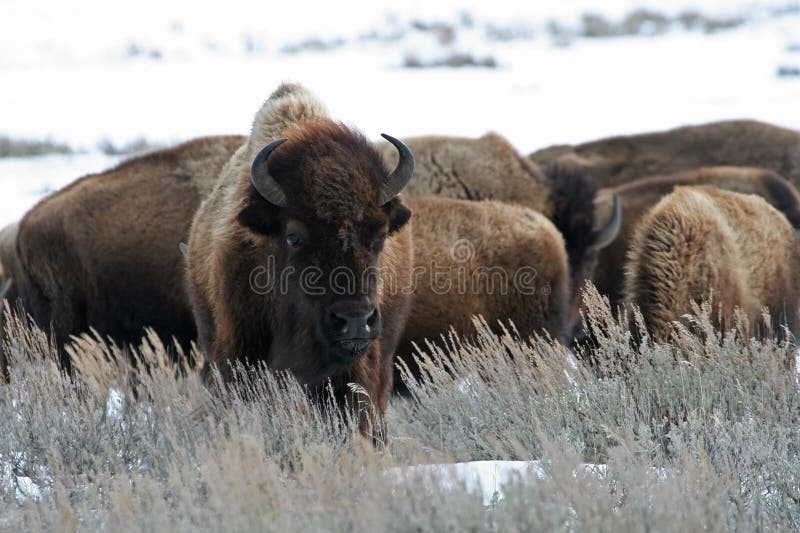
380,133,414,205
179,242,189,259
592,192,622,250
251,138,289,208
0,278,13,299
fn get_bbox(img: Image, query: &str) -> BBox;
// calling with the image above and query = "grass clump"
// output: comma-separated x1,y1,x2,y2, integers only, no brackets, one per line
0,289,798,531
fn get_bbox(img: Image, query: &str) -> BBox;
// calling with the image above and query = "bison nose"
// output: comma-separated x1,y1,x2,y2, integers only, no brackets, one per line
329,302,378,340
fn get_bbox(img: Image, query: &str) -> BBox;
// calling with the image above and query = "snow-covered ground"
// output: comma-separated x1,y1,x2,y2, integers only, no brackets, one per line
1,1,799,227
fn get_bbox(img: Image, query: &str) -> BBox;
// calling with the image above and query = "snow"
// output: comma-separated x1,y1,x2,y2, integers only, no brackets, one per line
106,388,126,422
0,0,778,69
13,474,42,502
388,460,610,506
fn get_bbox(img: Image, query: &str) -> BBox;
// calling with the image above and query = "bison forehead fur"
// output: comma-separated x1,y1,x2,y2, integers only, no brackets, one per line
267,120,387,224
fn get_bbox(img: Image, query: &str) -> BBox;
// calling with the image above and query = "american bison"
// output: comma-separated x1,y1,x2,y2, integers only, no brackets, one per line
15,135,244,371
593,166,800,312
530,119,800,189
377,133,621,338
395,197,570,389
186,84,415,436
623,186,800,340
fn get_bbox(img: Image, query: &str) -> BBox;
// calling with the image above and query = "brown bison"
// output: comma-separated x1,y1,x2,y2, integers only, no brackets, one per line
623,186,800,340
395,197,569,389
592,166,800,313
15,135,244,371
186,85,415,436
377,133,621,337
530,119,800,189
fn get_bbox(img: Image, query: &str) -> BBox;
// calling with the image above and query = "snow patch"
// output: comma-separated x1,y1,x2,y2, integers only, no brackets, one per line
389,460,610,505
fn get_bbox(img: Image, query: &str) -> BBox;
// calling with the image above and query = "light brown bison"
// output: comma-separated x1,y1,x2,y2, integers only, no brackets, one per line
395,197,569,389
377,133,621,338
15,135,244,372
531,119,800,189
592,166,800,313
186,84,415,436
623,186,800,340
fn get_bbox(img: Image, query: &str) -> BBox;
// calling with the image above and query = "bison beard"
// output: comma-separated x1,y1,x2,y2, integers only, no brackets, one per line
186,103,415,440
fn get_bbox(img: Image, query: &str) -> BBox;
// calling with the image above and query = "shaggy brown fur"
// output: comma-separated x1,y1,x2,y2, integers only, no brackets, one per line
378,133,552,214
531,120,800,189
623,186,800,340
377,134,620,339
15,134,244,371
395,197,569,388
186,85,413,437
594,167,800,312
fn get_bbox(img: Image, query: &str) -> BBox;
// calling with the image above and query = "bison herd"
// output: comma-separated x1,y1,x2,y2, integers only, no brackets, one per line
2,83,800,438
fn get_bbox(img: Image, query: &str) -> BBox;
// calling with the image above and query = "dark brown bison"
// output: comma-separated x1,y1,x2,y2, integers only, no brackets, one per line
592,166,800,313
530,120,800,189
15,135,244,372
623,186,800,340
186,86,415,436
377,133,621,338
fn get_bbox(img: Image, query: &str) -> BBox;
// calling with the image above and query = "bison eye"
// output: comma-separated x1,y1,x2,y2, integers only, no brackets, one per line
373,232,388,248
285,233,303,248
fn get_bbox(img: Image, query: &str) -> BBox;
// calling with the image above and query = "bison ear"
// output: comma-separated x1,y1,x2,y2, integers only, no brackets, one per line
385,199,411,234
238,185,282,236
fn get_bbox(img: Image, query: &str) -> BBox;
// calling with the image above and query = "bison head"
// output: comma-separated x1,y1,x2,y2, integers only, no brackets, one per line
238,120,413,378
546,164,621,341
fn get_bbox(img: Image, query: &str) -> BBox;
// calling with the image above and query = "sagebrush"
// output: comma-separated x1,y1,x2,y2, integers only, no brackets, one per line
0,288,798,531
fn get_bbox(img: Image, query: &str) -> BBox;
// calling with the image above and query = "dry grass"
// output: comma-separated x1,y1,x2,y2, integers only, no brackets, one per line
0,288,799,531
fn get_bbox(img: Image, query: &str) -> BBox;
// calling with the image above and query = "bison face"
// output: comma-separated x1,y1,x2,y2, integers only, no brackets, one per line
277,204,409,366
238,122,413,379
